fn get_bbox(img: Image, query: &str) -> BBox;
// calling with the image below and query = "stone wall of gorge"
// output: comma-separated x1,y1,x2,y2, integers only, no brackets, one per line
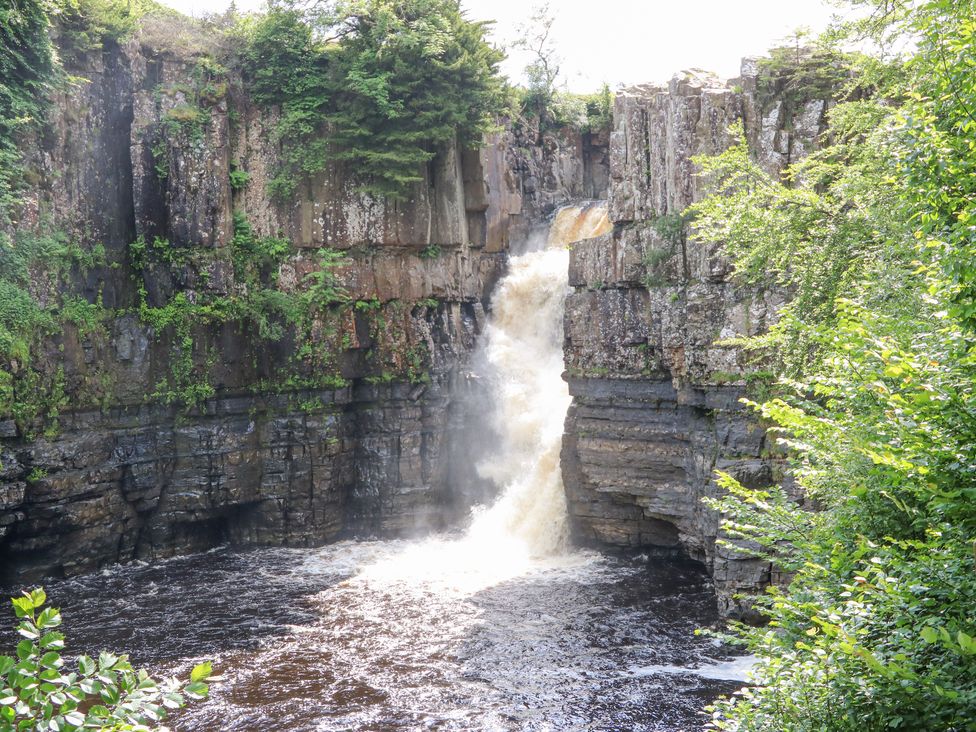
0,17,609,582
561,63,830,618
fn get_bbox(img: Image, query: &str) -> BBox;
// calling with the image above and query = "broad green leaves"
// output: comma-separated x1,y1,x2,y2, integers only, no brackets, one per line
0,588,211,732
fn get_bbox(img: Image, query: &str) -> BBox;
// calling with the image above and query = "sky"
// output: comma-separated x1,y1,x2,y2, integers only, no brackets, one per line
156,0,842,91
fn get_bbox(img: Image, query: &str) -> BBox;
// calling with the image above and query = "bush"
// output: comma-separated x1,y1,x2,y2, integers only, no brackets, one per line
237,0,504,201
0,588,211,731
693,2,976,729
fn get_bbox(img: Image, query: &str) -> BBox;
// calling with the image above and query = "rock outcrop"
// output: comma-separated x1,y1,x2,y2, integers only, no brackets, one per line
561,65,829,617
0,22,609,582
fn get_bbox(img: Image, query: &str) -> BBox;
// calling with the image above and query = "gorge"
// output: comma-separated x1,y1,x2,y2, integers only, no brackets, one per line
0,13,825,604
6,1,951,730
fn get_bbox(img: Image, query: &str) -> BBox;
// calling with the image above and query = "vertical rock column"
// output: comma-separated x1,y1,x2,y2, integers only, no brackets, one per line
561,66,831,617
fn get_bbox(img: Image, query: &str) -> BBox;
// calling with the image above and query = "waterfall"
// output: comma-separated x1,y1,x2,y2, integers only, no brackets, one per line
465,241,573,555
359,203,611,591
466,202,611,555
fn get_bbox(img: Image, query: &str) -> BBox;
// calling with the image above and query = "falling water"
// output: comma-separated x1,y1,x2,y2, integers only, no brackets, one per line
0,205,746,731
361,202,611,590
466,202,612,556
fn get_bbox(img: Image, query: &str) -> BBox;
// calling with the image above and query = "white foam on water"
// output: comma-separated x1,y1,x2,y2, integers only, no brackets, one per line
348,205,610,596
627,655,758,682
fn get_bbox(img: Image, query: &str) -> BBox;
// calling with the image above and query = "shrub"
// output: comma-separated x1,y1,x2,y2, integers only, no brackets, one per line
693,2,976,729
0,588,211,731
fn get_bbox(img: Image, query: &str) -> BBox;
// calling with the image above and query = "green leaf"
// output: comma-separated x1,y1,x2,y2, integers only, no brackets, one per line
63,710,84,727
15,641,33,661
35,608,60,630
920,626,938,644
184,681,208,700
39,633,64,651
99,684,119,705
10,598,33,619
190,661,212,683
957,631,976,654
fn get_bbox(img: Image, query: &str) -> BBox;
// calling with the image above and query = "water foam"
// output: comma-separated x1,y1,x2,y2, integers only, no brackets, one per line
354,205,607,594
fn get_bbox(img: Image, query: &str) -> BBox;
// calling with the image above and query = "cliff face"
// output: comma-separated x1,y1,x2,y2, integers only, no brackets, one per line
561,64,829,618
0,25,608,581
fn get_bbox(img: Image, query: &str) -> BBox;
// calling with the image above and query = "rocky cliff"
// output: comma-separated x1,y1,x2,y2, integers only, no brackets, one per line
0,17,608,582
561,62,830,618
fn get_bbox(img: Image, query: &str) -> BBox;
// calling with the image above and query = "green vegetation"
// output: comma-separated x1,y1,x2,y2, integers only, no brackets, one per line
0,0,57,225
0,230,108,434
1,588,210,730
419,243,441,259
754,34,854,118
512,3,612,133
129,210,352,409
641,213,688,287
56,0,164,67
228,165,249,191
1,0,170,223
237,0,504,201
691,1,976,729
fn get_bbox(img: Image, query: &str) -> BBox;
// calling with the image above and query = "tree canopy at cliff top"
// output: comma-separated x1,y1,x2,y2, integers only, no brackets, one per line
237,0,505,200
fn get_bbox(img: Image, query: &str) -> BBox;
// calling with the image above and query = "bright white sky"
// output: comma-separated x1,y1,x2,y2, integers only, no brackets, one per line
157,0,842,91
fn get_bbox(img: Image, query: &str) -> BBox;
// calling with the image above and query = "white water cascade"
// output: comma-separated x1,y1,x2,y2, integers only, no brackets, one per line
357,203,612,592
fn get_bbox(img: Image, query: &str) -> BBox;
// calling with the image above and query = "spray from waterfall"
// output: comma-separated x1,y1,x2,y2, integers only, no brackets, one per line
358,203,611,592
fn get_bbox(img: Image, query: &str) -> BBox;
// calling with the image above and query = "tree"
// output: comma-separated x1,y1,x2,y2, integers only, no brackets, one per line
239,0,504,200
690,1,976,729
513,2,560,118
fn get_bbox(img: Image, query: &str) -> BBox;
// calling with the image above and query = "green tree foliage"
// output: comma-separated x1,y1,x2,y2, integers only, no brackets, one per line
1,588,211,731
55,0,163,67
238,0,504,200
510,4,612,133
691,2,976,729
0,0,57,224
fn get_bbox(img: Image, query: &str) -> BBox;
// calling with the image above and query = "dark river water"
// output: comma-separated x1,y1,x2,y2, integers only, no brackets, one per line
0,538,748,731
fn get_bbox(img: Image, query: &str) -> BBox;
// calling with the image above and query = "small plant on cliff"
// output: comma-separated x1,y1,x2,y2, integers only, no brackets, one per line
228,165,249,191
0,588,211,731
418,243,441,260
303,248,349,310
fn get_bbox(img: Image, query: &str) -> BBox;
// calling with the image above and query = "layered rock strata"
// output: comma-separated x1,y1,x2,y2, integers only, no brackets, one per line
561,65,829,617
0,23,608,581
